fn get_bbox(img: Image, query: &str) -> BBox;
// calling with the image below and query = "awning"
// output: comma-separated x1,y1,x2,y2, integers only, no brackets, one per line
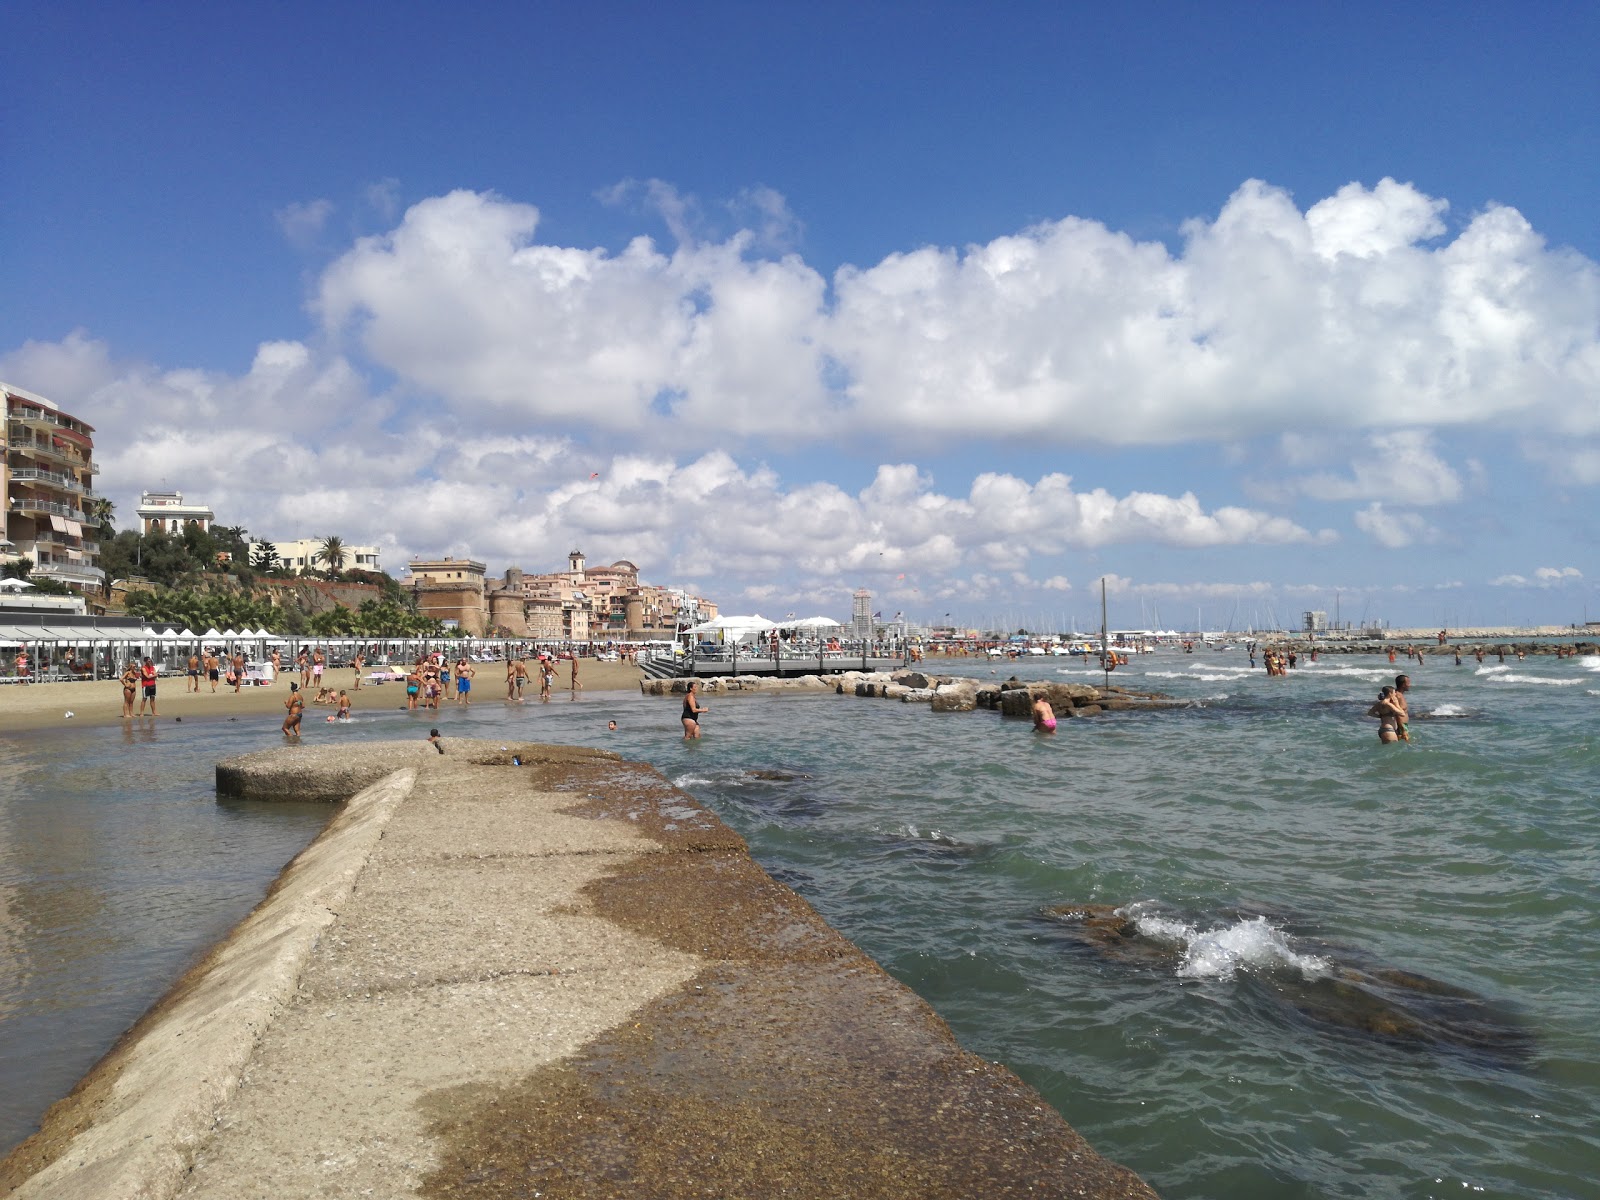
50,514,67,533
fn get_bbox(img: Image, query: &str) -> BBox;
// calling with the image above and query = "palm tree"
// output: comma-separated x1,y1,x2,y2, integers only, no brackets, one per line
86,496,116,537
315,535,347,577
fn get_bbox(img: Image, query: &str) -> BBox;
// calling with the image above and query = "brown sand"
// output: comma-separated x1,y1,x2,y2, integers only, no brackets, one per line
0,659,644,733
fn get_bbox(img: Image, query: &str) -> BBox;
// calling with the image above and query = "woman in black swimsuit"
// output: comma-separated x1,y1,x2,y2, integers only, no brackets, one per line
681,681,707,740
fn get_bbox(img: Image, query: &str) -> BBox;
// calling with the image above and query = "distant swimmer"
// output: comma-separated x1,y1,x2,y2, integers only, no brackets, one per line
681,681,707,740
1032,695,1057,733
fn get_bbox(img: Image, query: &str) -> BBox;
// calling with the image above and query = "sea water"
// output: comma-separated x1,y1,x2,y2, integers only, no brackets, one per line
1,651,1597,1199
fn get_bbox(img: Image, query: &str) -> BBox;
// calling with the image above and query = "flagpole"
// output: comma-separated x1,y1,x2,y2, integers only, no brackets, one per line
1101,577,1110,687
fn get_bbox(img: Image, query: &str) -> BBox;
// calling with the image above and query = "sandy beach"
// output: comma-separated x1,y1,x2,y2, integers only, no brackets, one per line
0,659,646,733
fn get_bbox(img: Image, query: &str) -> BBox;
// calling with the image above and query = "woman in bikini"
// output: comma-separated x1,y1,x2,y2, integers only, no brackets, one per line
1368,686,1406,744
120,659,140,718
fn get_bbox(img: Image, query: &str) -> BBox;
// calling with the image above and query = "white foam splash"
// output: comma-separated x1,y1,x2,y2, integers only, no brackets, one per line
1121,905,1330,981
1427,703,1470,717
1581,655,1600,673
1476,664,1512,675
1483,673,1585,687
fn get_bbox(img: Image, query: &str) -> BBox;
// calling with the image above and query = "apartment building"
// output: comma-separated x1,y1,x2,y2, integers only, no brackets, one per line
1,381,103,591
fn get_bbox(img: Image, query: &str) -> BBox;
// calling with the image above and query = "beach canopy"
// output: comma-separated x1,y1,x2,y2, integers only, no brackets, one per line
0,578,35,591
791,616,842,628
202,627,224,639
684,614,779,641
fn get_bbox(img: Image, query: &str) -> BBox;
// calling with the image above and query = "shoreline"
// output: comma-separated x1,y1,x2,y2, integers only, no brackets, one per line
0,660,646,733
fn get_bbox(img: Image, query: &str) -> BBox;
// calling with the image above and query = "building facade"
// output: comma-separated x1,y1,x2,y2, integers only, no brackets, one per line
136,489,215,534
2,381,103,591
251,537,382,575
407,549,716,640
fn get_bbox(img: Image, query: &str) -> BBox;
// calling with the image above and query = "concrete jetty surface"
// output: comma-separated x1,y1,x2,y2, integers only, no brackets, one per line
2,740,1157,1200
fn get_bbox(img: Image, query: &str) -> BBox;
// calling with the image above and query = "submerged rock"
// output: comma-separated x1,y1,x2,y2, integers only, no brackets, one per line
1040,902,1533,1066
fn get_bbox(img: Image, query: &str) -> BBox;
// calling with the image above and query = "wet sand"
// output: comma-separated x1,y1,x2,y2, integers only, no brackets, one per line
0,660,645,733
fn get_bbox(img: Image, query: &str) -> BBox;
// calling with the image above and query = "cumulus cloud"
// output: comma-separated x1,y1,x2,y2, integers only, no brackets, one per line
1354,502,1438,548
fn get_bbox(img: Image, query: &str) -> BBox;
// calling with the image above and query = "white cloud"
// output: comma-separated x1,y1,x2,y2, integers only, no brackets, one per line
1491,567,1583,587
274,198,335,248
1353,502,1438,548
1294,430,1464,505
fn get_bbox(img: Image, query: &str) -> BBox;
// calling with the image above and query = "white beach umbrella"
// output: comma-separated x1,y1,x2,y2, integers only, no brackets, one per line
792,616,843,628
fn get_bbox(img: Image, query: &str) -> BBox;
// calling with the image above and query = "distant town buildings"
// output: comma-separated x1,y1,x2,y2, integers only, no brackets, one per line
251,537,382,575
403,549,717,639
136,489,215,534
1,381,103,591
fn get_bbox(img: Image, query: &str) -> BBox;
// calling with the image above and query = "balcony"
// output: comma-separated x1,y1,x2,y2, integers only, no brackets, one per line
8,408,61,428
8,496,88,521
32,561,105,584
7,466,84,494
7,432,92,471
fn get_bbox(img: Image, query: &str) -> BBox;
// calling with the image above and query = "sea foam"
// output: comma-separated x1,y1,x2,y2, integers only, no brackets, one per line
1121,904,1330,981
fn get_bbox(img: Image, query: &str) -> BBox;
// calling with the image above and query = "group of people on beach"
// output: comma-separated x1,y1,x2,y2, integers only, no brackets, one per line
497,653,580,703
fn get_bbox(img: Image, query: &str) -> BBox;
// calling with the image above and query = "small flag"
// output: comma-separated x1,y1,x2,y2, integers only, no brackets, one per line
872,610,882,618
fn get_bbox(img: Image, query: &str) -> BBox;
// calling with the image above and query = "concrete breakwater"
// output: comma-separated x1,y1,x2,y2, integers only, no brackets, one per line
2,739,1157,1200
641,668,1185,718
1275,639,1597,658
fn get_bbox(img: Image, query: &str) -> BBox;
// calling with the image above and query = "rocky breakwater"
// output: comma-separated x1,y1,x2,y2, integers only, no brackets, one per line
641,671,1185,720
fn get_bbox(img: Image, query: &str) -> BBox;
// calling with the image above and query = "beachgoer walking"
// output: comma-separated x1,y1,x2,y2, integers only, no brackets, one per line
186,652,201,692
120,660,139,718
352,648,365,691
138,656,159,716
680,681,707,739
297,648,310,688
514,656,528,700
506,657,518,700
282,683,303,737
204,649,220,692
405,666,422,711
232,650,246,693
335,689,351,720
312,647,325,689
540,661,553,703
570,655,581,701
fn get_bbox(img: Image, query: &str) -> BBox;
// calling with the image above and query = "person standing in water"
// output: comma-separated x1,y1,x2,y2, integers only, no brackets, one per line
1032,694,1057,732
680,681,707,739
282,682,304,738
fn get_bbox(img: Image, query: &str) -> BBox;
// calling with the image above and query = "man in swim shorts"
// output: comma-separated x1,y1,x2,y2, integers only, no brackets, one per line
186,651,201,692
455,657,474,705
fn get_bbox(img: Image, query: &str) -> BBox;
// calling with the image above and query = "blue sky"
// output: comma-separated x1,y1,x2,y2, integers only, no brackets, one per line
5,2,1597,630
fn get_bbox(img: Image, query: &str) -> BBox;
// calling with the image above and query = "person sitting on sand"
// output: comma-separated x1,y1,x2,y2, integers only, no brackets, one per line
427,727,444,754
313,686,334,705
1032,694,1057,732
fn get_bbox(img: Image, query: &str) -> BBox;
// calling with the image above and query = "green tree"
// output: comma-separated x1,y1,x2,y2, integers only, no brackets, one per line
251,541,282,572
86,496,116,538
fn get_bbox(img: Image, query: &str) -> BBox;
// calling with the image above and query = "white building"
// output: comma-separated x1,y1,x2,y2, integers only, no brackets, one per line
251,537,381,575
136,489,214,534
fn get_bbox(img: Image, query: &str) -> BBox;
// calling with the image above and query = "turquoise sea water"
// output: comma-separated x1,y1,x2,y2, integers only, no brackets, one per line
2,650,1597,1198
